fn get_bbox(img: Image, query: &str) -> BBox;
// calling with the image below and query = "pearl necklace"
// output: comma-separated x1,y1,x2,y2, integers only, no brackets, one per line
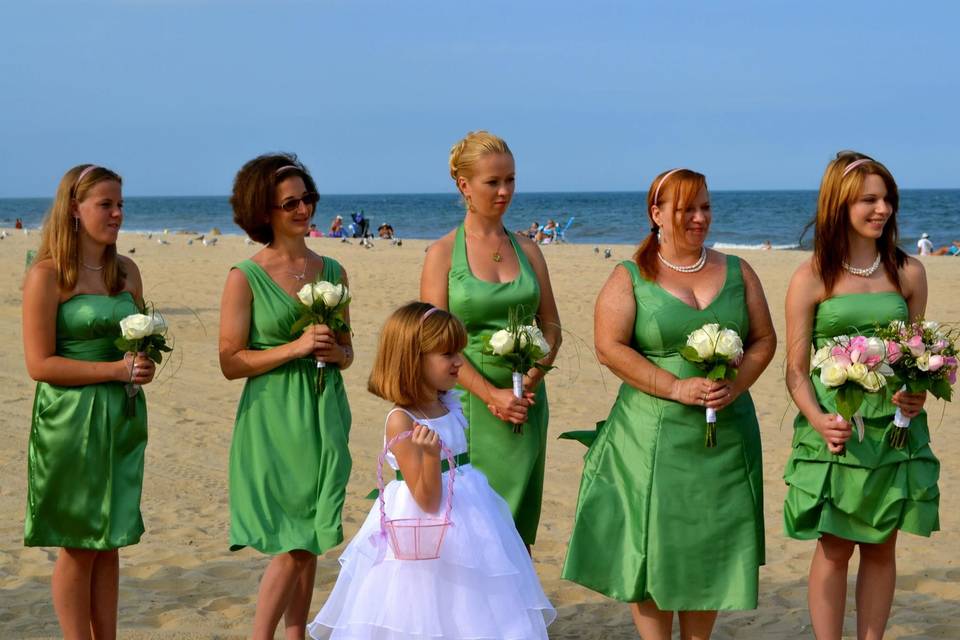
842,253,881,277
80,261,104,271
657,248,707,273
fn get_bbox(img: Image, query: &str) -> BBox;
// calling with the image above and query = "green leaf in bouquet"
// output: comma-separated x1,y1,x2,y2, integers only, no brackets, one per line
680,346,703,362
114,337,136,353
834,385,863,422
931,378,953,402
146,345,163,364
707,363,727,380
533,362,556,373
289,314,315,336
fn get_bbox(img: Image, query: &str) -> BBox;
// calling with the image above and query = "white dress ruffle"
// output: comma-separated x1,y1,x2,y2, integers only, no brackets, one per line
309,393,555,639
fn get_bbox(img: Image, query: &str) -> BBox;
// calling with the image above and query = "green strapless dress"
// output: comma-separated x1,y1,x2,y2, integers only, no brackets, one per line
25,292,148,549
229,259,352,555
783,292,940,543
562,257,764,610
447,225,548,545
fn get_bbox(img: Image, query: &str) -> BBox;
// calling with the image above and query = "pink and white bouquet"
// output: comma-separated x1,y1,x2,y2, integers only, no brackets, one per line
291,279,351,393
680,323,744,447
811,335,891,452
481,306,554,434
875,319,958,448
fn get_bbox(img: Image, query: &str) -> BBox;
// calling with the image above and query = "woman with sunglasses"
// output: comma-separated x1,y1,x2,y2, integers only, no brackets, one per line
219,153,353,640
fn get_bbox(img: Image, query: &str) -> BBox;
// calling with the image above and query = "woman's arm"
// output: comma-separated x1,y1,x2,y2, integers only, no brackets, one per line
23,260,129,386
711,258,776,410
518,238,562,391
387,411,443,513
595,265,724,406
420,233,531,424
218,268,323,380
784,263,850,452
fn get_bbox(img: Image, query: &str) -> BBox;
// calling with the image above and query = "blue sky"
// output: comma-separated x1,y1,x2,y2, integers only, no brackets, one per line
1,1,957,196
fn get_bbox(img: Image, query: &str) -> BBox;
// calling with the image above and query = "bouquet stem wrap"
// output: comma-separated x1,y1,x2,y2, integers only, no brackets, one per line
890,385,910,449
511,372,524,435
704,407,717,447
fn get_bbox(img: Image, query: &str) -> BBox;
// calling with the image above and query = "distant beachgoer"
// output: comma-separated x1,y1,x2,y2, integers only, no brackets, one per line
535,219,558,244
761,240,772,250
329,215,343,238
351,210,370,238
308,223,322,238
932,240,960,256
378,222,395,239
917,232,933,255
15,217,23,229
526,221,540,239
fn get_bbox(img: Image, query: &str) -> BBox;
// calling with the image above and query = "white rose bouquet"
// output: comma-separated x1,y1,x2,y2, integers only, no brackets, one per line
115,306,171,416
291,279,351,393
811,335,891,454
680,323,744,447
875,319,958,448
481,306,554,434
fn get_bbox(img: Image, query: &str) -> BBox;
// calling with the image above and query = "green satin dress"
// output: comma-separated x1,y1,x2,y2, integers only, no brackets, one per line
783,292,940,542
562,257,764,610
448,225,548,545
25,292,148,549
229,259,352,555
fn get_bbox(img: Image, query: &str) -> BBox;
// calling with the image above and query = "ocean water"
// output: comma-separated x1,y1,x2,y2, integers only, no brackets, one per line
1,190,957,250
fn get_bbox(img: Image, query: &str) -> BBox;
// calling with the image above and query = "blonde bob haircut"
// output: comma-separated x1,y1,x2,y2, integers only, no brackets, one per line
368,301,468,406
36,164,125,294
813,150,905,295
633,168,707,281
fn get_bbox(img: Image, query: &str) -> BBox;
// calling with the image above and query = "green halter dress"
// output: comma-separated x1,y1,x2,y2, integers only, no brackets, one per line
25,292,148,549
228,258,352,555
563,257,765,610
783,292,940,542
447,225,549,545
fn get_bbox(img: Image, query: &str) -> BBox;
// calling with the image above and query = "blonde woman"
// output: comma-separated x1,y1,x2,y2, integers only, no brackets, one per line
23,164,155,639
420,130,561,547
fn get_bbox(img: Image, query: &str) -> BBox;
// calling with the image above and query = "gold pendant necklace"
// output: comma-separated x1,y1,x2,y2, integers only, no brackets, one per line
466,227,507,262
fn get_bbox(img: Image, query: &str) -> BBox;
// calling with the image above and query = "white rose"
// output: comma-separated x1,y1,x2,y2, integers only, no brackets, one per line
524,326,551,356
859,371,886,392
120,314,154,340
847,363,869,383
819,360,849,387
864,337,885,360
687,328,716,360
715,329,743,361
320,283,349,307
488,330,515,356
311,281,337,307
922,320,940,333
812,345,832,369
916,352,931,372
150,313,167,334
296,283,317,306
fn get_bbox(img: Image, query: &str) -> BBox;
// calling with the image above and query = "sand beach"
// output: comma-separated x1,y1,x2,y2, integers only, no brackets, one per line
1,231,957,639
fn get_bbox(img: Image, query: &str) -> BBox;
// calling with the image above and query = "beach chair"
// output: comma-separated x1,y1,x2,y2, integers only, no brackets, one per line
555,216,575,243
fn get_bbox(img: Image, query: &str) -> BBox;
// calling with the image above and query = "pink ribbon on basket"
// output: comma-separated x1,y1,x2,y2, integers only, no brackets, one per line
368,429,457,564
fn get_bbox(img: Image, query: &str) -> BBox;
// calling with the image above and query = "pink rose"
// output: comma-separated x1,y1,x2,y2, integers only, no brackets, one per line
886,341,902,364
946,357,958,385
931,339,949,354
927,355,945,372
906,335,926,357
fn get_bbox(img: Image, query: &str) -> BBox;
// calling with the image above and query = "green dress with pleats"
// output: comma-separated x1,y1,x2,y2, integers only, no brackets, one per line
25,292,148,549
562,257,764,610
783,292,940,542
447,225,548,545
229,259,352,554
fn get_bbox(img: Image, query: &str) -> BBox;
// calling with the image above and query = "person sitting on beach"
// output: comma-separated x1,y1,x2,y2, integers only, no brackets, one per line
307,223,323,238
535,219,558,244
351,210,370,238
15,217,23,229
917,232,933,255
329,215,343,238
526,221,540,239
761,240,772,250
378,222,395,239
932,240,960,256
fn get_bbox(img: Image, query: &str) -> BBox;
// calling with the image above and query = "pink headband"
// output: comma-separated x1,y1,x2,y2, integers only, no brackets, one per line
653,168,682,205
73,165,98,192
421,306,440,323
842,158,871,177
275,165,300,176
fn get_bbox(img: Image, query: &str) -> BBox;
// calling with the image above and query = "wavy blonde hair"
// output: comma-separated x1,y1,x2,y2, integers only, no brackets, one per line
36,164,125,294
368,302,468,406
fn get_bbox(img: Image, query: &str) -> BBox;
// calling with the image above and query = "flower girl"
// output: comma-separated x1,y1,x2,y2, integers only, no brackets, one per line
308,301,555,639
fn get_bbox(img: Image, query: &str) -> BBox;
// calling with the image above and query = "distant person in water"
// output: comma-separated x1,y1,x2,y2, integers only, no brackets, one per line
15,218,23,229
761,240,772,250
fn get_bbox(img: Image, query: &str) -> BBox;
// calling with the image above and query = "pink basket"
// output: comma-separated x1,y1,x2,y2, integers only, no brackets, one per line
376,431,456,561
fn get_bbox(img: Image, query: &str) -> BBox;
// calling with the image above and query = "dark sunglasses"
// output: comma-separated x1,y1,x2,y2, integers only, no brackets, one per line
275,192,319,212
